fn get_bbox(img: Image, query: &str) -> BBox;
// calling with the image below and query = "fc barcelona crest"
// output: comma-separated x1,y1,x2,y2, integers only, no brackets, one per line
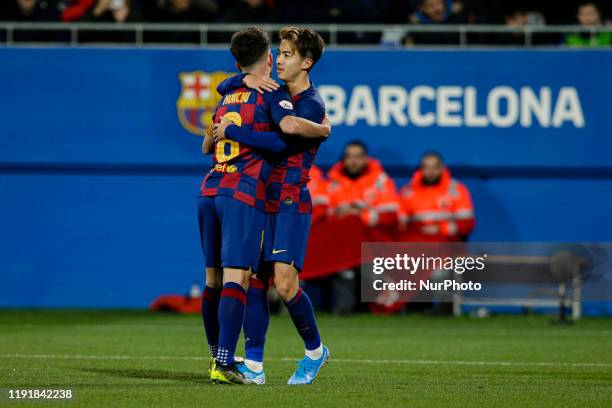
177,70,233,136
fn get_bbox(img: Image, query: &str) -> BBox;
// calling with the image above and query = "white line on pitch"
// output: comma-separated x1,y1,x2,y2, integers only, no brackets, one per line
283,358,612,368
11,324,612,336
0,353,208,361
1,353,611,368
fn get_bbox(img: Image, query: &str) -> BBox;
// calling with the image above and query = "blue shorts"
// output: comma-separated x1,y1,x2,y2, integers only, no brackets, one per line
198,196,265,272
263,212,312,271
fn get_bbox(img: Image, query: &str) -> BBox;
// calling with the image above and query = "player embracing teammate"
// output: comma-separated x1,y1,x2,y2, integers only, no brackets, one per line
199,26,330,385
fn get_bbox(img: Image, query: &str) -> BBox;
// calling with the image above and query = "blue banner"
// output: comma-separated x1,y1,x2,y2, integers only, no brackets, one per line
0,48,610,168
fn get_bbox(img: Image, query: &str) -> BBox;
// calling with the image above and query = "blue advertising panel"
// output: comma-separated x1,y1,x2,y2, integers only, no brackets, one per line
0,48,610,168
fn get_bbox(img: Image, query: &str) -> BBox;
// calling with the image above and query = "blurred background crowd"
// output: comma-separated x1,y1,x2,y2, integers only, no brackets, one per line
1,0,611,46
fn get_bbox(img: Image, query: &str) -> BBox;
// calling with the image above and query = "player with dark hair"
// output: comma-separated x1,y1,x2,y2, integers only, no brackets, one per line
214,26,329,385
199,26,330,385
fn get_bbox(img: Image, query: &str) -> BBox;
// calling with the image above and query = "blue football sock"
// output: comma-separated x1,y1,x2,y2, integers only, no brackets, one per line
285,288,321,351
217,282,246,366
244,276,269,364
201,286,220,358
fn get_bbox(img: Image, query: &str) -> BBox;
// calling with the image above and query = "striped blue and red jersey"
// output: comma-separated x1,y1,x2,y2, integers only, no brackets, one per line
200,86,296,211
266,85,326,214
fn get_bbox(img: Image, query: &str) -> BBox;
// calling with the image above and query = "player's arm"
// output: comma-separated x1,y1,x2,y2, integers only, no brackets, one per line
214,118,289,153
222,118,329,150
294,98,329,142
217,73,280,95
269,90,330,138
202,124,214,154
226,126,288,152
215,117,329,153
279,116,330,138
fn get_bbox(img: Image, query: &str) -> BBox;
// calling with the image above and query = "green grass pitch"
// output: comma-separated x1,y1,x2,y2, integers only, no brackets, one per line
1,310,611,407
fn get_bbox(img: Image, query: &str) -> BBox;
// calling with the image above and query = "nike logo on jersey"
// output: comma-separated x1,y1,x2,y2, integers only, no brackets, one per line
272,249,287,254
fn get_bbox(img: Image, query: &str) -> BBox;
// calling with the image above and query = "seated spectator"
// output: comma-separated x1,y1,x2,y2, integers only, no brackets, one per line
486,6,553,46
308,165,329,225
404,0,467,46
155,0,214,23
79,0,142,42
565,2,611,47
495,8,530,45
0,0,61,42
399,151,474,242
1,0,60,21
151,0,215,43
327,140,400,228
88,0,137,23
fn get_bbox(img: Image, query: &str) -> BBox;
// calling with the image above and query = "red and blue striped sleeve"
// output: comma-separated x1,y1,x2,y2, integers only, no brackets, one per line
225,125,289,153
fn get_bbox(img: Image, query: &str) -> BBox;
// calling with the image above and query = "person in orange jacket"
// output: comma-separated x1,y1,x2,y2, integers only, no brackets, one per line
327,141,400,228
307,165,329,224
324,141,400,315
399,151,475,242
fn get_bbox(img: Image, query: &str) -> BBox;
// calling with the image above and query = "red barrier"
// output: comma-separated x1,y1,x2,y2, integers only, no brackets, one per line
150,295,201,314
301,216,397,280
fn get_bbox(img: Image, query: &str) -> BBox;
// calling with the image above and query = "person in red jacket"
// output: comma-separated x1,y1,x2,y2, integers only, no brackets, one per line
308,165,329,225
399,151,475,242
327,140,400,228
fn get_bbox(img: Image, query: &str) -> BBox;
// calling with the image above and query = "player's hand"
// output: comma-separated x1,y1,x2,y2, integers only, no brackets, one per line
213,117,232,142
243,74,280,94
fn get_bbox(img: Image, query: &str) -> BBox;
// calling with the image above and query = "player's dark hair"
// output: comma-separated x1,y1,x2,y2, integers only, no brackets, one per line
343,140,368,157
578,1,599,10
230,27,270,69
418,0,444,7
420,150,444,164
502,7,527,18
279,27,325,72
